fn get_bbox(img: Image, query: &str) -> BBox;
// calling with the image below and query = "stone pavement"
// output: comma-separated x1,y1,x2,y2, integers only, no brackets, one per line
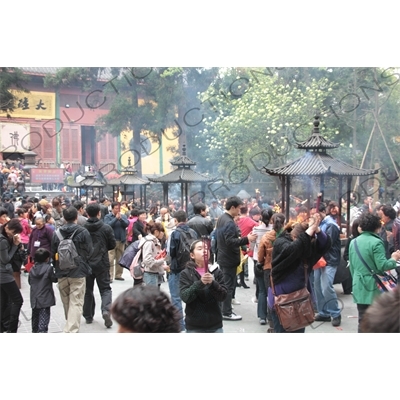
16,261,359,333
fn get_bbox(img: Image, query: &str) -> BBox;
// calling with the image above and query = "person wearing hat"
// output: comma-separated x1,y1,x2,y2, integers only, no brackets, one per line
208,199,223,228
39,195,49,207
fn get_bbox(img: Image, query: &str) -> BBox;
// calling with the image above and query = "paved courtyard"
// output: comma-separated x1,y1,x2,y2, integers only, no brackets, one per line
16,258,359,333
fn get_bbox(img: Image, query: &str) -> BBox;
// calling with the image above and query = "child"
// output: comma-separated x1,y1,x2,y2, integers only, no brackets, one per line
28,248,57,333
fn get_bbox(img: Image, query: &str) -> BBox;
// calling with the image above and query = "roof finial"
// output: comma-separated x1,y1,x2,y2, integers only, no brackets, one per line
313,114,320,135
182,144,187,157
128,156,131,167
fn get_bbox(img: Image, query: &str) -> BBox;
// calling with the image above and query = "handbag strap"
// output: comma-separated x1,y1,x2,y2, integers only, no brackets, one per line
353,239,391,290
270,261,308,296
353,239,376,275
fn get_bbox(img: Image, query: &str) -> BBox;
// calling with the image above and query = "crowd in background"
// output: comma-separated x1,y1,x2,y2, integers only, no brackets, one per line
0,187,399,333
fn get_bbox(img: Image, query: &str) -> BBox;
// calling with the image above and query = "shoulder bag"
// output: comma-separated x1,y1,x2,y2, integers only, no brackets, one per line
353,239,397,293
271,263,315,332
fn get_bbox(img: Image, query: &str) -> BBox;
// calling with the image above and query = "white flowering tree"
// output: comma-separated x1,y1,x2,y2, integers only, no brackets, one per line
196,67,337,180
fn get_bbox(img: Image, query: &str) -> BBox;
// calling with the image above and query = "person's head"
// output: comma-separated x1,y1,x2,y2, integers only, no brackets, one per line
318,203,327,219
239,206,248,216
148,205,158,215
73,201,85,213
34,217,45,229
358,212,381,233
173,210,187,224
63,206,78,223
138,209,147,222
110,286,181,333
16,208,28,218
34,248,50,263
147,221,164,238
42,203,52,214
360,286,400,333
130,209,139,217
249,207,261,221
52,198,62,209
364,196,372,205
271,213,285,233
225,196,243,217
327,202,339,216
44,214,55,225
193,202,207,217
159,207,169,217
111,202,120,215
380,205,396,223
86,203,101,219
260,208,273,226
2,218,23,239
31,202,39,213
189,239,209,266
211,199,218,208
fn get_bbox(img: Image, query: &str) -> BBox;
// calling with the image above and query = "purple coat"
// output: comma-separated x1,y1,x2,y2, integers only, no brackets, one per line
28,225,54,258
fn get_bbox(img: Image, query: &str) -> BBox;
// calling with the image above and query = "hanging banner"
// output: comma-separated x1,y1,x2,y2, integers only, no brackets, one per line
0,90,55,119
31,168,64,184
0,122,30,153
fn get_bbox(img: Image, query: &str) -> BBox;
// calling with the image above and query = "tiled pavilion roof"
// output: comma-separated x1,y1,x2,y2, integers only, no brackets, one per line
263,116,378,177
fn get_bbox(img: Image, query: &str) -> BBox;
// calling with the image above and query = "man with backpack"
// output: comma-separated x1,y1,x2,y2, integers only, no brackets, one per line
83,203,116,328
167,210,198,331
51,207,93,333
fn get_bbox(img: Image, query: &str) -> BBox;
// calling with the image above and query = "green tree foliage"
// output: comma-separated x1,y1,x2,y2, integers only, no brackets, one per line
46,67,219,176
44,67,108,91
0,67,30,117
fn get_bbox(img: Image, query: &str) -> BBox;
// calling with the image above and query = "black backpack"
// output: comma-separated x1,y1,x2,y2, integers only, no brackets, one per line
175,227,197,267
55,229,80,270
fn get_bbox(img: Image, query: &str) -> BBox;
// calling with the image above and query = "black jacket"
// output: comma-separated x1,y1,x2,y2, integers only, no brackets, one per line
187,215,214,238
84,218,116,272
179,261,227,331
29,261,57,309
132,220,147,242
51,223,93,279
271,231,331,285
0,233,19,284
215,213,248,268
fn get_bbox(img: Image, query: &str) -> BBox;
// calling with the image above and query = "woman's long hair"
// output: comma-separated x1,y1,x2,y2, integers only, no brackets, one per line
271,213,285,234
0,218,23,242
261,208,273,226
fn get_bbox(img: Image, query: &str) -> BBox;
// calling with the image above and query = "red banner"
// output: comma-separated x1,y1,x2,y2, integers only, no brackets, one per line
30,168,65,184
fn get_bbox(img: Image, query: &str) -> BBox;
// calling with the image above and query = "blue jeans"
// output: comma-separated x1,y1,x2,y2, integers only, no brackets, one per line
313,265,341,318
143,272,159,286
168,272,185,331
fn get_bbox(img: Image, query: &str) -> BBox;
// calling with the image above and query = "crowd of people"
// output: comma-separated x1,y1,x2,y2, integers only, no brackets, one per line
0,189,399,333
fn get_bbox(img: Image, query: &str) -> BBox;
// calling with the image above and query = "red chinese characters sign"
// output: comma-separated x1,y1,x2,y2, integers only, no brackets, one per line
31,168,64,184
